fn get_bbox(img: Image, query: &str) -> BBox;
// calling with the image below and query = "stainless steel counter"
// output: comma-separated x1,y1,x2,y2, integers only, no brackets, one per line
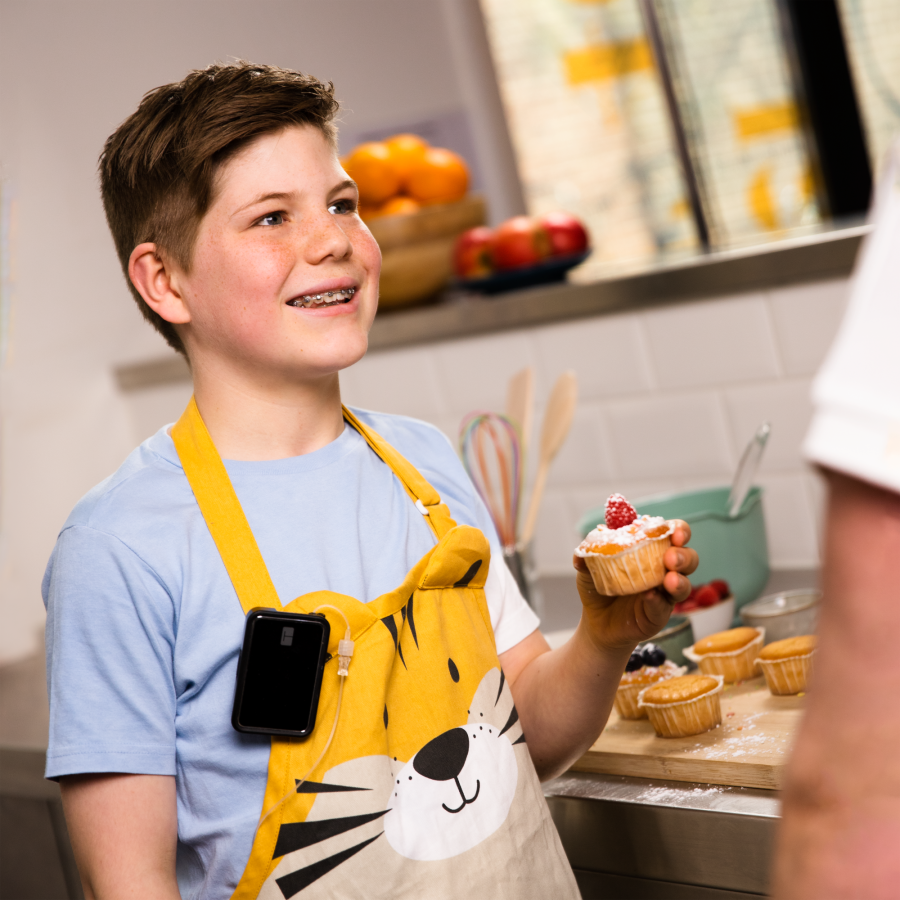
544,771,777,898
4,751,777,899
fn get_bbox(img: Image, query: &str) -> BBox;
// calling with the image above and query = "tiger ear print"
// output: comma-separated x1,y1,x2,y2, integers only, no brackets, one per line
466,668,523,744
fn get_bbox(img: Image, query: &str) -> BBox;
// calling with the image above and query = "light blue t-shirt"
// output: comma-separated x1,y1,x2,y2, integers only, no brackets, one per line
43,409,539,900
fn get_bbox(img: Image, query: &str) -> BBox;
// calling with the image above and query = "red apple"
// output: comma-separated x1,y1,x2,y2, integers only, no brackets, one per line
453,226,494,279
491,216,552,271
539,211,589,257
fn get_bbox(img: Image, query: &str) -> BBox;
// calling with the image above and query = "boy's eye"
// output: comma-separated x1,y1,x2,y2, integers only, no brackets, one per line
258,212,284,226
328,198,357,215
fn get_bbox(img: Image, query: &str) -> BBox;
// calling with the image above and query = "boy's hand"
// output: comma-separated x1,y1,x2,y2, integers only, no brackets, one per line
574,521,698,653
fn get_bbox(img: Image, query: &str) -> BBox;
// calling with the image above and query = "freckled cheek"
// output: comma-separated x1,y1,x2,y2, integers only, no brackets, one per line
353,231,382,279
209,250,287,310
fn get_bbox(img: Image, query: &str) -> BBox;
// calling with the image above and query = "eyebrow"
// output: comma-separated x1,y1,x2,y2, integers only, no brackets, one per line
232,180,358,218
330,179,358,197
232,191,297,217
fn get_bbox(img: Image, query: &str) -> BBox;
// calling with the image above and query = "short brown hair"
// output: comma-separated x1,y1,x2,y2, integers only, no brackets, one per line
100,62,339,355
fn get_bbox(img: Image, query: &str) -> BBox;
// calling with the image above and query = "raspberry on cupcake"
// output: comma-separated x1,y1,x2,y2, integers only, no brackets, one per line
575,493,675,595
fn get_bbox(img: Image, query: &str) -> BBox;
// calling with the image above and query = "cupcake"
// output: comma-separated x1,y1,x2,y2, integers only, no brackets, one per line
685,627,764,682
756,635,817,695
638,674,724,738
575,494,675,595
615,643,686,719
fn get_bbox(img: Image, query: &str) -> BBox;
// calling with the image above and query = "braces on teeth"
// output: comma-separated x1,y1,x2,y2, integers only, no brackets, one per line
288,288,357,308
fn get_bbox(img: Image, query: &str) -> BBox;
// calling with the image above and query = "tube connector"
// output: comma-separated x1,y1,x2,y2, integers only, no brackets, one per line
337,639,354,677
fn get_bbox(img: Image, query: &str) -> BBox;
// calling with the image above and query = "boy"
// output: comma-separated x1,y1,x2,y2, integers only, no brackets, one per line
44,63,697,899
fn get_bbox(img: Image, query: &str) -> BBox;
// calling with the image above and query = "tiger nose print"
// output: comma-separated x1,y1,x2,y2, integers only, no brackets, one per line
413,727,469,782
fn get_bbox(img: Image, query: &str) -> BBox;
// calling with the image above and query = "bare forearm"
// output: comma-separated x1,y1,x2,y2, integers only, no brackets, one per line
773,470,900,898
508,620,632,780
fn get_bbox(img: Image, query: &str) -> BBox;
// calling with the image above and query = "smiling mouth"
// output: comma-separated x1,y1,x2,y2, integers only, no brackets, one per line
442,778,480,814
286,287,357,309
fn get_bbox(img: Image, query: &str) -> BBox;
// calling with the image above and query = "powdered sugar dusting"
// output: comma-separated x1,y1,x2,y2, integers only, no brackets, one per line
679,711,792,761
575,515,671,556
634,785,724,804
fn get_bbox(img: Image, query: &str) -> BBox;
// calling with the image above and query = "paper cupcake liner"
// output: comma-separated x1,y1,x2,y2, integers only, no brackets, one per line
684,629,765,682
638,675,724,738
614,664,687,719
757,652,815,695
584,533,672,596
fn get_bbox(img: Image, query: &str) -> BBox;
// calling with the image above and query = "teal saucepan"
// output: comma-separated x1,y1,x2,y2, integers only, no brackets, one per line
578,485,770,612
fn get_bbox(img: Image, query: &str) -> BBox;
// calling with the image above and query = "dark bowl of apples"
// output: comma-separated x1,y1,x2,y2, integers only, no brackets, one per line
453,212,591,295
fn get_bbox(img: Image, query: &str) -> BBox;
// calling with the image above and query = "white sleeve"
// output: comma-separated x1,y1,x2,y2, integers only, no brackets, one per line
804,139,900,493
484,549,541,656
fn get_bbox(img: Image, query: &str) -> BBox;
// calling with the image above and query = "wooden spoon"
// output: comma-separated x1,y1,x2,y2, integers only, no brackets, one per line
520,370,578,546
506,366,535,460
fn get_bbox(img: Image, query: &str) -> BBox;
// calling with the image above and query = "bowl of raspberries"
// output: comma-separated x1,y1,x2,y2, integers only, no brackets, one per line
673,580,734,641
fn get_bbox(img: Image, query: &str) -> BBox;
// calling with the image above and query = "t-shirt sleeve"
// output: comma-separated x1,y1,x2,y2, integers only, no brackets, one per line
482,542,541,655
43,525,178,780
804,141,900,493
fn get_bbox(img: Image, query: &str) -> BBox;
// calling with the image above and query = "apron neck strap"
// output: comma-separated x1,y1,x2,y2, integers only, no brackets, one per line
340,406,457,540
171,397,282,614
171,398,458,614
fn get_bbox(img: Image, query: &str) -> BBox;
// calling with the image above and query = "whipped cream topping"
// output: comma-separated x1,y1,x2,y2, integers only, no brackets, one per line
575,514,672,557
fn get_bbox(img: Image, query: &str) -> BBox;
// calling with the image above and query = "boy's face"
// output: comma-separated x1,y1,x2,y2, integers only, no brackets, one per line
173,125,380,382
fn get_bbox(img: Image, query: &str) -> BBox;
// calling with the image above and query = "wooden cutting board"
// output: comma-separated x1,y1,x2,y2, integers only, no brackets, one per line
571,676,805,790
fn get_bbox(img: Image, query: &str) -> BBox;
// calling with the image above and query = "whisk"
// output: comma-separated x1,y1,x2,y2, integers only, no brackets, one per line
459,412,522,552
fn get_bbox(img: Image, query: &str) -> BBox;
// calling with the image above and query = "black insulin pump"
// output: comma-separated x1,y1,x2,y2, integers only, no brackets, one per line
232,608,331,738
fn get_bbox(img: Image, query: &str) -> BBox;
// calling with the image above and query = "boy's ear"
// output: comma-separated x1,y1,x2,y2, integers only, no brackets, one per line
128,243,191,325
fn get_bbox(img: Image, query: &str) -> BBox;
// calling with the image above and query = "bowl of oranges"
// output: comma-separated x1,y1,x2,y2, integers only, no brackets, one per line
341,134,486,309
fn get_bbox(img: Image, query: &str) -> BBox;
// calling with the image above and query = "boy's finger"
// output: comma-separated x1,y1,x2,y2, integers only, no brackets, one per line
670,520,692,546
662,570,692,602
664,545,699,575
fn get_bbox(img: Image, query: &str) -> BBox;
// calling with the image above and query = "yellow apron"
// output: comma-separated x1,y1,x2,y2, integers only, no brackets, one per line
172,399,579,900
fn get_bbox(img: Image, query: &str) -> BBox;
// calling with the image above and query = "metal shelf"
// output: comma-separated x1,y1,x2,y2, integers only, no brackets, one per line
115,223,867,392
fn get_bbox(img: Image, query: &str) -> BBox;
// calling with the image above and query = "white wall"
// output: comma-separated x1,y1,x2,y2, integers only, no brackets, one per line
0,0,501,665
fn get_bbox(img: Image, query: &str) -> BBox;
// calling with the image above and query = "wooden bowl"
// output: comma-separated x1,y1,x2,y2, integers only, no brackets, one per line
367,194,486,309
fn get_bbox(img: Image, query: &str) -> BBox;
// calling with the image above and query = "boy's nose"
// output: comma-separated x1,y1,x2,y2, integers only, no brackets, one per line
303,213,353,263
413,728,469,782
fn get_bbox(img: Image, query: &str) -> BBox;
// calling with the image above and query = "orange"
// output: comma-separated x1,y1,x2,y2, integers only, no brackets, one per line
405,147,469,205
373,196,421,218
384,133,429,186
341,142,401,205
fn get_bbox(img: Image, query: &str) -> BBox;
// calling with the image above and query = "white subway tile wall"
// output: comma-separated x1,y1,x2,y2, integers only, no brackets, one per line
533,314,656,398
724,379,814,472
642,294,782,388
768,280,850,376
123,278,849,574
341,278,849,572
